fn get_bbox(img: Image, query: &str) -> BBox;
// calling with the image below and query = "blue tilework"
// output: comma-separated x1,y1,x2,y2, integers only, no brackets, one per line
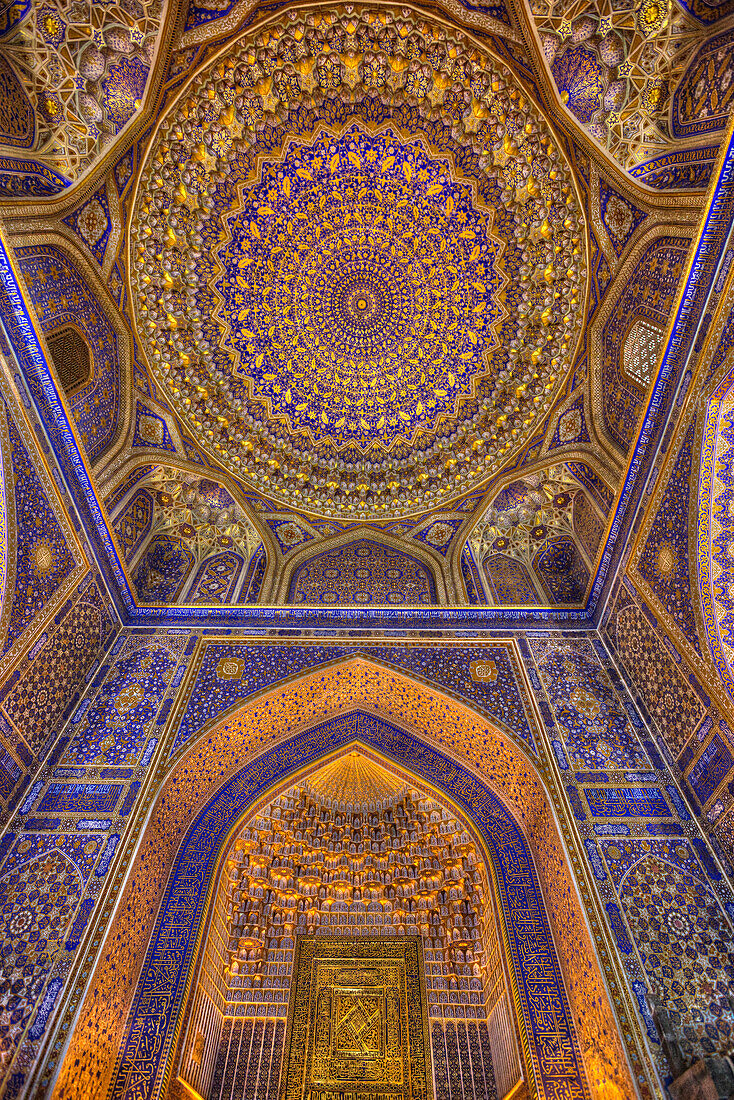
16,245,121,462
110,711,586,1100
131,402,176,451
688,735,734,805
64,644,177,765
583,788,670,817
566,462,613,513
549,397,590,449
61,186,113,266
0,832,103,1073
629,146,719,191
605,902,633,954
412,519,463,556
599,181,647,257
105,465,156,515
0,832,103,882
266,519,314,554
1,585,110,753
637,421,701,652
601,237,689,453
672,28,734,138
3,406,76,653
529,637,648,769
172,643,535,755
289,540,437,606
36,783,123,815
600,837,734,1058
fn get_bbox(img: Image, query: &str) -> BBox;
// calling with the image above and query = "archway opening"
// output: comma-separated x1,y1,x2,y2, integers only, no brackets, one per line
174,744,522,1100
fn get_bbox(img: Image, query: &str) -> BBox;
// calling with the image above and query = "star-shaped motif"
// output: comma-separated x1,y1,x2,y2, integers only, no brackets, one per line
260,85,280,114
492,143,510,168
428,81,446,107
387,68,406,93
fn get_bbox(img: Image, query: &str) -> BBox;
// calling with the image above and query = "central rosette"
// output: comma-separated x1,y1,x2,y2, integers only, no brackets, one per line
214,124,506,448
296,242,418,372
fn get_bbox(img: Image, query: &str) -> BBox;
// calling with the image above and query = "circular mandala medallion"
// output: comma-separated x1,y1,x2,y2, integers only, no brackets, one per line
213,124,506,451
131,7,586,518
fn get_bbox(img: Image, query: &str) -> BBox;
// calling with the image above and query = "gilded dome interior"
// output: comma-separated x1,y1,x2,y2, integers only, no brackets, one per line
0,1,734,1098
131,7,586,522
2,0,727,618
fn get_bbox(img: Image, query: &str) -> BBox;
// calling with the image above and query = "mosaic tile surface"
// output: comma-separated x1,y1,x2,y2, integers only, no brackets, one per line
172,642,535,756
64,643,177,766
16,246,121,461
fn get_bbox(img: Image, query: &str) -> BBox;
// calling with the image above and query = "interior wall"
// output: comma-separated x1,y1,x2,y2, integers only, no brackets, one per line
605,245,734,888
43,655,672,1100
0,339,119,820
0,628,727,1099
175,765,519,1098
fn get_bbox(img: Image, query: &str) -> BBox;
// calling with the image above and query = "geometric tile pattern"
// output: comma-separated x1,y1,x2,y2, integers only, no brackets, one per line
535,536,589,603
172,642,535,756
572,493,604,561
603,840,734,1062
289,541,436,606
16,246,121,461
131,403,176,452
600,182,646,259
688,735,734,806
602,238,689,452
3,409,76,653
188,552,243,604
61,186,113,266
637,421,700,650
104,466,156,516
113,490,154,563
0,845,83,1074
484,554,539,605
2,599,102,755
530,636,649,769
108,712,589,1100
699,357,734,701
672,29,734,140
64,644,176,766
612,600,705,758
0,57,34,149
132,535,195,604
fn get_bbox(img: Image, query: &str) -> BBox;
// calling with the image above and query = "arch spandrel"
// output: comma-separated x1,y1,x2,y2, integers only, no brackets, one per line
52,658,634,1100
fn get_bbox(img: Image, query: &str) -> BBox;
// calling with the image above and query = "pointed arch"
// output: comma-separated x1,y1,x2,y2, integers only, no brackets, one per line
56,658,635,1100
272,527,450,604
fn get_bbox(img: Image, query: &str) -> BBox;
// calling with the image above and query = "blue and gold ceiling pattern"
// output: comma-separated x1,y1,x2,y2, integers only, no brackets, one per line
1,0,732,618
214,123,506,451
131,8,586,521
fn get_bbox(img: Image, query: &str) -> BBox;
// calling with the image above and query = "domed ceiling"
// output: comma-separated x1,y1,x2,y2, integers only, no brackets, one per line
131,6,587,521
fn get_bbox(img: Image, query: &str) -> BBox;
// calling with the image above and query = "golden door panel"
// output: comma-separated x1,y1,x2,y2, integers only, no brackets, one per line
282,936,432,1100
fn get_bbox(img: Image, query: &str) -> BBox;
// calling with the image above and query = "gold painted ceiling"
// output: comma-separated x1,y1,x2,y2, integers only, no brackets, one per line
131,7,586,520
2,0,729,612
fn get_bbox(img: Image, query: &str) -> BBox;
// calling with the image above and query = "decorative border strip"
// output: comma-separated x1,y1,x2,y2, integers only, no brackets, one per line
698,368,734,701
